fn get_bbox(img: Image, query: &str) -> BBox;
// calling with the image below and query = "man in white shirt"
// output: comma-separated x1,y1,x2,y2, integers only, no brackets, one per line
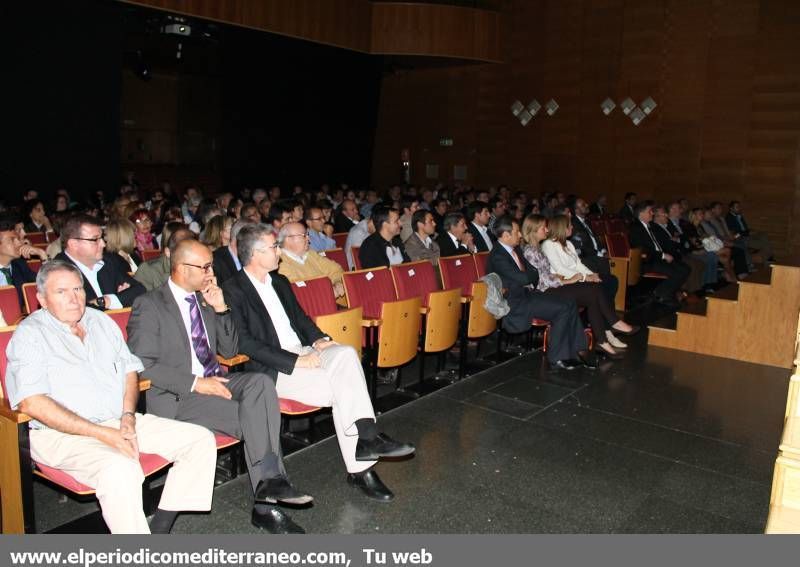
222,224,415,502
439,213,476,257
467,201,494,252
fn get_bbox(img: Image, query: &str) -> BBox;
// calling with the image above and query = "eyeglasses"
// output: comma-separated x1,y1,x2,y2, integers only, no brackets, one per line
286,233,308,239
74,235,105,243
182,262,214,273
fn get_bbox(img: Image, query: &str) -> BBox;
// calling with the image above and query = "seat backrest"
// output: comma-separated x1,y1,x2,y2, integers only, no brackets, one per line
26,232,47,246
106,308,132,341
0,286,22,325
473,251,489,277
318,248,349,272
141,249,161,262
605,232,631,258
607,218,627,234
332,232,348,249
315,306,363,356
351,246,362,270
22,283,39,314
342,267,397,319
291,277,338,318
0,325,18,399
26,260,42,274
390,261,439,307
376,297,422,368
438,254,479,297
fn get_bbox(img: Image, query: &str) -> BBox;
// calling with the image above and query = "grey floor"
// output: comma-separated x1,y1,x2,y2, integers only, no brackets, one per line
34,331,788,533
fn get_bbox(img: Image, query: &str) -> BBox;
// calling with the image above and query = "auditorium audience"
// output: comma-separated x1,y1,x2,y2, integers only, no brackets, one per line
699,207,749,277
403,209,441,267
438,212,476,257
305,206,336,251
467,201,495,252
6,260,216,534
134,225,195,291
487,216,594,371
334,199,361,233
686,208,737,283
55,214,145,310
726,200,774,263
277,221,346,302
569,198,613,278
650,206,707,294
128,239,311,534
212,219,254,284
359,206,409,269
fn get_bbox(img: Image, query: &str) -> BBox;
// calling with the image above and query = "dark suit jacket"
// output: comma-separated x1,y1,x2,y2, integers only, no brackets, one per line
127,283,239,419
437,232,471,257
213,246,239,284
628,221,663,265
4,258,37,308
651,223,682,258
589,202,606,216
222,270,326,377
726,212,749,236
486,244,540,334
359,233,410,269
569,216,611,275
467,223,495,253
55,252,145,307
619,204,636,224
333,213,358,234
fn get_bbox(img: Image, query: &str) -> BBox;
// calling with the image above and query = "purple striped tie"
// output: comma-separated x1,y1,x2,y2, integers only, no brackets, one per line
185,295,221,377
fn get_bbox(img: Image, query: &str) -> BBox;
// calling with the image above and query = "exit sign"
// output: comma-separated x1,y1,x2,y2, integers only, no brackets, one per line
439,137,453,147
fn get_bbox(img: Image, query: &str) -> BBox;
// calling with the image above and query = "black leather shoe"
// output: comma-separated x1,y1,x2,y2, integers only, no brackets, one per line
612,324,640,336
347,469,394,502
251,507,305,534
255,476,313,506
550,359,580,371
595,348,624,361
578,352,598,369
356,433,415,461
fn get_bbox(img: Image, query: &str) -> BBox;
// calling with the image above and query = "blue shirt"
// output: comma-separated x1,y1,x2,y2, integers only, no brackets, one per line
6,308,144,429
307,229,336,252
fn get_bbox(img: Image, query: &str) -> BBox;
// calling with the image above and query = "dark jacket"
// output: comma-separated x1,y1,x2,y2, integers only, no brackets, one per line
333,213,359,234
619,204,636,224
222,269,326,377
651,222,682,259
437,232,471,257
213,246,239,284
486,244,540,334
55,252,145,308
467,223,495,253
628,221,663,265
569,215,610,275
725,212,750,236
3,258,37,309
358,233,409,269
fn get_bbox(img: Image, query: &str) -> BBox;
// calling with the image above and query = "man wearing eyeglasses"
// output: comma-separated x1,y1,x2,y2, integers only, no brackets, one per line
304,206,335,252
277,221,346,302
56,214,145,309
128,239,311,534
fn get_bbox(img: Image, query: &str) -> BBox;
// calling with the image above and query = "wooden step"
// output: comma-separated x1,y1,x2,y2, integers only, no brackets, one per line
765,504,800,533
769,454,800,515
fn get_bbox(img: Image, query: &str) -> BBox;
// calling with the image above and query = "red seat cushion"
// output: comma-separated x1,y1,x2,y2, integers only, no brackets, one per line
33,453,170,495
643,272,669,279
214,432,240,449
532,318,551,326
279,398,321,415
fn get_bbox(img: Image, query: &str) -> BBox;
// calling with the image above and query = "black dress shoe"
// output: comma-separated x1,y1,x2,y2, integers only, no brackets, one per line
356,433,415,461
550,359,580,371
612,324,640,336
255,476,313,506
578,352,598,369
251,507,305,534
595,348,624,360
347,469,394,502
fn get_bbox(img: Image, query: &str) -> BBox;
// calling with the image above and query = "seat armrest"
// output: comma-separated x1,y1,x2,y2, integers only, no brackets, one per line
217,354,250,367
0,399,31,424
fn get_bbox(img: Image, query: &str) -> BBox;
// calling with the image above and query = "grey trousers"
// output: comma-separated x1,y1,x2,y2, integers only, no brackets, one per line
174,371,284,493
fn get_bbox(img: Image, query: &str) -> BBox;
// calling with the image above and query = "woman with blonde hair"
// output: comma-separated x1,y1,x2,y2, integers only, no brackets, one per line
202,215,233,251
105,218,139,273
522,214,638,358
543,215,617,303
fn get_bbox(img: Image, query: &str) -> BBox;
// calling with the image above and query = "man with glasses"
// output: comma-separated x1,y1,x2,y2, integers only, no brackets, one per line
56,214,145,309
277,221,346,302
222,225,415,505
128,239,311,534
304,206,335,252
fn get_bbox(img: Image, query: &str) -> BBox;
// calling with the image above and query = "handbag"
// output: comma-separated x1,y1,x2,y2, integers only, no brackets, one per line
701,236,723,252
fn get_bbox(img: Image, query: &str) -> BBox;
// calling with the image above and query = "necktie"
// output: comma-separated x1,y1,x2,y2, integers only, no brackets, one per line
0,266,11,285
644,223,662,253
510,248,523,270
185,295,221,377
579,218,599,249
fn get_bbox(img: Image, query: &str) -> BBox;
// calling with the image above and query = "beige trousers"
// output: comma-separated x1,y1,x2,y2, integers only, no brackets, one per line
30,413,216,534
277,345,376,473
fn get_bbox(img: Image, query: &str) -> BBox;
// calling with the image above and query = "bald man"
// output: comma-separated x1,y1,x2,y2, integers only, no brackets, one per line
128,240,310,534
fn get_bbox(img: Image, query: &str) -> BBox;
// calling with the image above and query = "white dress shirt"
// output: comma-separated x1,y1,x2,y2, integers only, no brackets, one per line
471,222,494,250
540,239,593,278
167,278,206,382
66,252,123,309
244,270,301,349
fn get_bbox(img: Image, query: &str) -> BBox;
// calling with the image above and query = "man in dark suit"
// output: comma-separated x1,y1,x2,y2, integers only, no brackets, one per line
628,203,690,308
333,199,361,233
438,212,476,257
570,199,612,276
726,200,774,262
128,239,311,534
222,224,414,502
55,214,145,310
212,219,254,284
619,192,637,223
0,216,39,309
359,206,410,269
466,201,495,252
589,195,607,216
487,216,592,371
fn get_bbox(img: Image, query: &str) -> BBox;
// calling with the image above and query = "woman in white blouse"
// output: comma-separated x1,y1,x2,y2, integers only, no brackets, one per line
541,215,617,304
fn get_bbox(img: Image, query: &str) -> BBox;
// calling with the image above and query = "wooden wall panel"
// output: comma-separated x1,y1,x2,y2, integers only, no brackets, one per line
372,0,800,257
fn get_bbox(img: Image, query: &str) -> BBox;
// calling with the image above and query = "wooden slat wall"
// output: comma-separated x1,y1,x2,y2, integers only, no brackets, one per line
371,0,800,258
370,3,503,62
